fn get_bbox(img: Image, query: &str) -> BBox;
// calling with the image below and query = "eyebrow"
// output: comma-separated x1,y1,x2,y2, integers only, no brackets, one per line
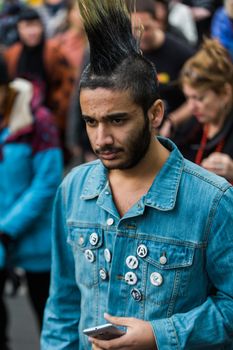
82,113,128,120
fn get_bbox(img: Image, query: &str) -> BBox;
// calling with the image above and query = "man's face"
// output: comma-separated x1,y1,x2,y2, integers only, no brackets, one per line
17,20,43,47
131,12,157,52
80,88,153,170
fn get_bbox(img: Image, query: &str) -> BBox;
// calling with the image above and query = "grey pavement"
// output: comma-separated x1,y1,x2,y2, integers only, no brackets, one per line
5,289,40,350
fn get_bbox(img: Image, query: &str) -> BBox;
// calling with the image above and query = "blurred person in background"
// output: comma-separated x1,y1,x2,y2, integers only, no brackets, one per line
0,0,25,50
129,0,195,137
0,54,63,349
211,0,233,61
168,0,198,47
182,0,219,45
3,6,76,163
36,0,70,38
175,39,233,182
153,0,198,46
61,1,94,165
53,0,87,71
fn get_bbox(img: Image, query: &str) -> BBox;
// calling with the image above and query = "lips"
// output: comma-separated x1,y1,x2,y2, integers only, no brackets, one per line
98,151,119,160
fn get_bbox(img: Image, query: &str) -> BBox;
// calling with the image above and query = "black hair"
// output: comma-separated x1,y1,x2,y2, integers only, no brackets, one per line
18,7,41,23
79,0,160,113
0,55,10,86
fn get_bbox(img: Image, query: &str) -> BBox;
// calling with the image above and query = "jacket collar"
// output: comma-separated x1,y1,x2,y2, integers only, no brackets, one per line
81,137,184,211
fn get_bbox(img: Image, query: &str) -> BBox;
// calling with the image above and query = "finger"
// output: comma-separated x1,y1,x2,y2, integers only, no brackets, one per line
91,334,127,350
90,338,105,350
104,313,133,327
201,159,223,170
205,153,229,164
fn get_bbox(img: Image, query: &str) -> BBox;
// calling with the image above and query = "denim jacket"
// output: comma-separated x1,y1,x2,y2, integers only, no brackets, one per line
41,137,233,349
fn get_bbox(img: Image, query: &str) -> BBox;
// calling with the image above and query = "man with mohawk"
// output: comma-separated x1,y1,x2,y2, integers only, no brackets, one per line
41,0,233,349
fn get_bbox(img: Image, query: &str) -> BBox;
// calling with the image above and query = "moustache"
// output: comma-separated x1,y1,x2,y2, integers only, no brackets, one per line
95,147,123,155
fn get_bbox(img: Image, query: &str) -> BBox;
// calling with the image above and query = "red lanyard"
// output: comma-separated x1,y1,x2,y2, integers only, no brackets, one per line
195,125,225,165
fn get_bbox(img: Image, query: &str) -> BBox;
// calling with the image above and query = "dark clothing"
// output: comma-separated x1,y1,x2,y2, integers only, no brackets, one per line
25,271,51,330
144,33,195,115
17,41,47,84
173,110,233,163
0,269,50,349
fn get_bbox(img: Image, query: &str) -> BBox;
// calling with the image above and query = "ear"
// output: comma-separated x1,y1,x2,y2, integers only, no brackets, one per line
147,99,164,129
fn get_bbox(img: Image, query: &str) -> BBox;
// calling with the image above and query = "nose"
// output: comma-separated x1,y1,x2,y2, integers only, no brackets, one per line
95,124,113,148
187,98,198,112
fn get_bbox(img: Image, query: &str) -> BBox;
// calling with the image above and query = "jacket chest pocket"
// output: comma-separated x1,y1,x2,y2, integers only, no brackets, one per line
139,240,195,306
67,226,104,288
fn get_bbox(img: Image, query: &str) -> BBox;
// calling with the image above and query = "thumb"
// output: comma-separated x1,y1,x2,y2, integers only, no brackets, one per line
104,313,133,327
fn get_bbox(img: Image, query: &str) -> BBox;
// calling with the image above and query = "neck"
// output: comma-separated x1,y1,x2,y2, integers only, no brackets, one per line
109,137,169,185
152,29,165,49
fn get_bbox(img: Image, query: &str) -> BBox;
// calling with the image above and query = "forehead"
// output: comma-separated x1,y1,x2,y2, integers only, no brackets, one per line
80,88,138,117
182,83,206,95
183,83,217,98
18,19,42,28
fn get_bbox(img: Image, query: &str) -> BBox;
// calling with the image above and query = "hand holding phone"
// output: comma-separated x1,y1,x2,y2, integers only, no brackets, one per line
83,323,125,340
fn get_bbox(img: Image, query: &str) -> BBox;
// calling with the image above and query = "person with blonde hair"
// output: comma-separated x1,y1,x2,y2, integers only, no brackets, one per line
177,38,233,183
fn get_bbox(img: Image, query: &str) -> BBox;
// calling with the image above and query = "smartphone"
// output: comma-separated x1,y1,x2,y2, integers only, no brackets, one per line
83,323,125,340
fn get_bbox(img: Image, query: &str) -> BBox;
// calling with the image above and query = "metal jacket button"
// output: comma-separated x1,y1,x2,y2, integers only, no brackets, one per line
159,255,167,265
78,236,84,246
107,218,114,226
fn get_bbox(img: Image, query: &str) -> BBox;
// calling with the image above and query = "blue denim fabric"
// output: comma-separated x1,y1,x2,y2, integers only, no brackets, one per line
41,137,233,349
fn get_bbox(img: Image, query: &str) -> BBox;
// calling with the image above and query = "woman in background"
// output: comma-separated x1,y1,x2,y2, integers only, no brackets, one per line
175,38,233,182
0,55,63,350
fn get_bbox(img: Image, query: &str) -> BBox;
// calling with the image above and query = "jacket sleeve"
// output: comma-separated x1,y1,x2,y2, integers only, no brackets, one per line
151,186,233,349
0,147,63,238
41,184,81,349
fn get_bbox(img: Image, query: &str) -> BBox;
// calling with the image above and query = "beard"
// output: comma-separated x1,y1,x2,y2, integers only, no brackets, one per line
95,116,151,170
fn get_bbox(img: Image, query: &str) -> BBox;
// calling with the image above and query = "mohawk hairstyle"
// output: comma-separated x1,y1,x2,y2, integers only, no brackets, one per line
79,0,139,74
79,0,160,113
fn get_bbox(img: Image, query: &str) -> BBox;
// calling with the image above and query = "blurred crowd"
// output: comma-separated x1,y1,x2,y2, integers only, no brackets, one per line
0,0,233,349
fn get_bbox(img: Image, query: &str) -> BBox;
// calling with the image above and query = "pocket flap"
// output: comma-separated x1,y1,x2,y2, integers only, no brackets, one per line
140,240,195,269
67,226,103,250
